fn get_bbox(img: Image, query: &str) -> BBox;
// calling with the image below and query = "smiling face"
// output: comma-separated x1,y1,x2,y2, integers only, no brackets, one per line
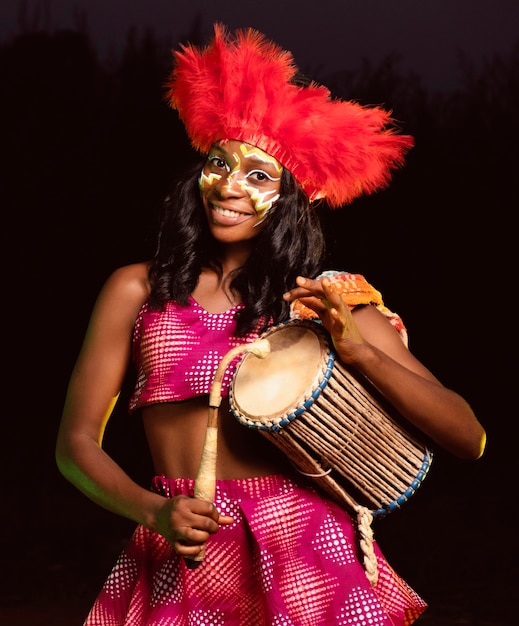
199,140,283,243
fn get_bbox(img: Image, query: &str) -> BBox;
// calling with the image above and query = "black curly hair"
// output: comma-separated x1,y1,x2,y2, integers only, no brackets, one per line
148,159,326,336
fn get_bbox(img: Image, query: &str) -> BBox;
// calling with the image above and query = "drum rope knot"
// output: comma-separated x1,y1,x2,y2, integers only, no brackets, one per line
355,505,379,585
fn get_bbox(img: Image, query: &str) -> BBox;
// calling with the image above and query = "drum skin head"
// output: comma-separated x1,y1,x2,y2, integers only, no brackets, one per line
231,324,325,422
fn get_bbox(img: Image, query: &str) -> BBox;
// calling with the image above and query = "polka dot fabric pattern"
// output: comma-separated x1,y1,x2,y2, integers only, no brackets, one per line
83,475,427,625
129,297,260,411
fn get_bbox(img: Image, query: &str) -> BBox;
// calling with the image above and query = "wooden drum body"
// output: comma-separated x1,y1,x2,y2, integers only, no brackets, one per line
229,320,432,517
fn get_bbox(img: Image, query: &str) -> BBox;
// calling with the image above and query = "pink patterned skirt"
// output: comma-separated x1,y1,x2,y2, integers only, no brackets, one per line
84,474,427,625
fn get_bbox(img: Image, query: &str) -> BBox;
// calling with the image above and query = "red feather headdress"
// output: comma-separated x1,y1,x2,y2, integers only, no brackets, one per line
166,24,414,207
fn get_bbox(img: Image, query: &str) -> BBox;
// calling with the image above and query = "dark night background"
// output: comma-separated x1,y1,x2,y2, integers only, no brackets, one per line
1,1,518,624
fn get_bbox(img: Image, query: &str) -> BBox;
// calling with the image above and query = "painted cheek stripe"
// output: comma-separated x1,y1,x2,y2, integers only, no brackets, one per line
199,171,222,191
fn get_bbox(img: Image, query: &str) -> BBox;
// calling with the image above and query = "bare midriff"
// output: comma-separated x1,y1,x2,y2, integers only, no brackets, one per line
141,396,290,480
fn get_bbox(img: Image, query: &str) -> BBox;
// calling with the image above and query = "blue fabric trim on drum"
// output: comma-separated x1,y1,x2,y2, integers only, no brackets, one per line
372,449,433,517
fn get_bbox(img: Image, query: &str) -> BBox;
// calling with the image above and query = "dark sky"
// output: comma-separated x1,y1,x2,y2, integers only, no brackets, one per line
2,0,518,91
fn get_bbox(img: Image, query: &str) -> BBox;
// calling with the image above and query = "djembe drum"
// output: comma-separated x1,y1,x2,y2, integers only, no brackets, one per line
228,319,432,518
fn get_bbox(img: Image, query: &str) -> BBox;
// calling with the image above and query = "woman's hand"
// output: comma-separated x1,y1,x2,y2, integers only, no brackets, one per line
156,495,233,559
284,276,365,364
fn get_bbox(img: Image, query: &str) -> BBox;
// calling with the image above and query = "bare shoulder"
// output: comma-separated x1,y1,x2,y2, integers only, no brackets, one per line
93,262,152,325
353,304,438,381
352,304,410,355
352,304,399,336
101,262,151,301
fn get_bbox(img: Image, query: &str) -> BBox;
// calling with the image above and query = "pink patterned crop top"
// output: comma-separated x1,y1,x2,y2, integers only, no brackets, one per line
129,296,260,412
129,271,405,412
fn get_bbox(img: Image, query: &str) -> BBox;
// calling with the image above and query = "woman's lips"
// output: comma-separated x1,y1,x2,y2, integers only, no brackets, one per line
211,203,252,225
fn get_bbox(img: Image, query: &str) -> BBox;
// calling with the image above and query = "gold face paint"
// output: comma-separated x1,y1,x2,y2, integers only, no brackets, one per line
199,141,282,221
199,171,223,190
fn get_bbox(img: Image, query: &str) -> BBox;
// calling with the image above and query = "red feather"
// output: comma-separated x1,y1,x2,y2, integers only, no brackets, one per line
166,24,413,208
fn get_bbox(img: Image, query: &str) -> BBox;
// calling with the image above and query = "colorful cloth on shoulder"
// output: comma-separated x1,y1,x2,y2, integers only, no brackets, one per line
290,270,408,346
83,474,427,625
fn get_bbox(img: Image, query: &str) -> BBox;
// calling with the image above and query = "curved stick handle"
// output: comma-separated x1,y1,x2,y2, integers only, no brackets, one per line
184,338,271,568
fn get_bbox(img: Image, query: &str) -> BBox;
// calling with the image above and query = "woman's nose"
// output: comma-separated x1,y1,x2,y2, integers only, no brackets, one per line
215,173,245,198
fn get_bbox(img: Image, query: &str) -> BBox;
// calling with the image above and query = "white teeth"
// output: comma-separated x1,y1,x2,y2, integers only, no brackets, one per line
213,204,241,218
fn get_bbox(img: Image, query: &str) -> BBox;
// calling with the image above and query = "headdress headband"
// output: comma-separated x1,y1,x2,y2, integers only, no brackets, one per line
166,24,414,207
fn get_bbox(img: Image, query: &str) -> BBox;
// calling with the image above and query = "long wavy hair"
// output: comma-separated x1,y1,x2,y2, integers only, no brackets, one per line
148,159,326,336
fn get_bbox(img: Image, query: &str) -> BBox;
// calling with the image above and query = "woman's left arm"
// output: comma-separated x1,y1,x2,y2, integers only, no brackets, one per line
284,277,486,460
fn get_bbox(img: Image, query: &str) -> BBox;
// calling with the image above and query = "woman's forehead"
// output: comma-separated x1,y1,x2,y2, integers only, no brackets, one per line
212,140,282,171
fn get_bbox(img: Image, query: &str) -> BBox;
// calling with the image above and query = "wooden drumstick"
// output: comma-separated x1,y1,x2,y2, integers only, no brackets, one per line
184,338,271,569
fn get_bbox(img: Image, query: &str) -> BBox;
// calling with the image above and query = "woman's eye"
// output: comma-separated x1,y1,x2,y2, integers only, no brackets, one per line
248,170,274,183
208,156,228,170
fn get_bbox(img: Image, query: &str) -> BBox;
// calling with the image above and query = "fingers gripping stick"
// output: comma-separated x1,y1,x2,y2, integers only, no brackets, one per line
184,338,271,569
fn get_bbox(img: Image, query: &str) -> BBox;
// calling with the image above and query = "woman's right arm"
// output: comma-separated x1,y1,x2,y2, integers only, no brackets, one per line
56,263,228,557
56,262,166,527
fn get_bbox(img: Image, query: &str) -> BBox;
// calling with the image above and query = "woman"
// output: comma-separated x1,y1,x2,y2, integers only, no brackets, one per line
56,25,486,625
